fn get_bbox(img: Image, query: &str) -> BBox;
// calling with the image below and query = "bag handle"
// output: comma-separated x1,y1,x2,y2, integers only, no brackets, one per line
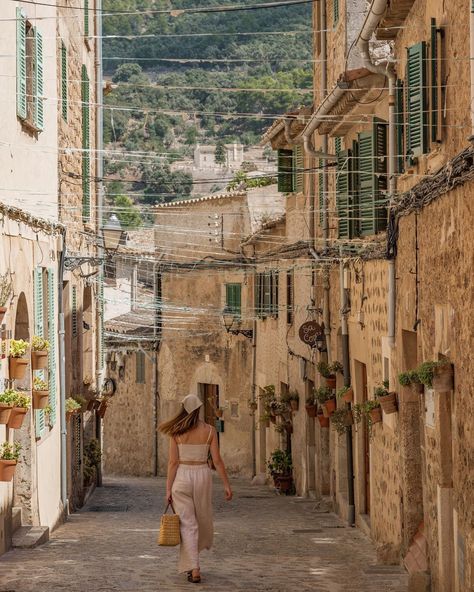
164,501,177,515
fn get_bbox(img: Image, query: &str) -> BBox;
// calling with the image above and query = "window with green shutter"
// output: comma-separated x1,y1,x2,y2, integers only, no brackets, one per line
34,267,45,439
47,269,57,425
33,28,44,131
81,65,91,222
256,271,278,318
61,42,68,122
136,351,146,384
333,0,339,24
286,270,294,325
406,42,428,159
358,120,388,236
395,80,405,173
336,149,352,239
84,0,90,38
98,273,105,370
294,145,304,193
335,136,342,154
277,149,294,193
226,283,242,317
16,8,27,119
430,19,443,144
318,158,324,225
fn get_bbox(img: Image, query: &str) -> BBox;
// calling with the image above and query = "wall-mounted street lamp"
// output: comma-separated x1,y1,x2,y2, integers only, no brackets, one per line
222,307,253,339
64,214,125,271
314,332,327,353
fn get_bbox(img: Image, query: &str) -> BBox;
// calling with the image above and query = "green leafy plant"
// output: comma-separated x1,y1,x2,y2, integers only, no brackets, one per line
374,383,389,399
305,393,316,406
267,449,292,476
337,386,351,399
353,400,381,439
259,411,272,424
398,370,421,387
33,377,48,392
317,361,342,378
0,441,21,461
416,361,450,388
83,439,102,485
281,390,299,403
0,273,13,307
9,339,29,358
331,408,353,436
66,398,81,414
0,391,16,405
313,386,333,404
72,395,87,408
31,335,50,352
6,390,31,409
43,404,52,416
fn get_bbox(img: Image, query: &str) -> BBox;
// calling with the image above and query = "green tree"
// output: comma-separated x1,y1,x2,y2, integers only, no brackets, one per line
214,140,226,166
113,195,142,229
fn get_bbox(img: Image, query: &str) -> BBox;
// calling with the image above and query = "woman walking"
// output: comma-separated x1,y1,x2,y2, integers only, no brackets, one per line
159,394,233,584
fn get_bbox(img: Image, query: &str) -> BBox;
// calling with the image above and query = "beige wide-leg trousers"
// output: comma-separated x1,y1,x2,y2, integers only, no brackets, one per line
172,465,213,573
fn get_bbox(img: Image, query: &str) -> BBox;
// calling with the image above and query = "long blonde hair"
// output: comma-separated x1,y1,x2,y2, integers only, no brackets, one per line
159,406,201,437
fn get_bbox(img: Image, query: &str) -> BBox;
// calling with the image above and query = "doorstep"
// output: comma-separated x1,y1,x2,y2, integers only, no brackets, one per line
12,526,49,549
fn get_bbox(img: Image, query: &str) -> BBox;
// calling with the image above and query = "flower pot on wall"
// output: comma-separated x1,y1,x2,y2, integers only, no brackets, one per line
0,460,17,482
66,411,78,422
7,407,28,429
369,407,382,424
317,414,329,428
378,392,398,415
290,400,299,412
432,363,454,392
9,357,28,380
32,390,49,410
325,376,337,390
275,475,293,493
0,403,13,425
412,383,424,395
322,398,336,418
31,351,48,370
342,387,354,403
305,404,317,418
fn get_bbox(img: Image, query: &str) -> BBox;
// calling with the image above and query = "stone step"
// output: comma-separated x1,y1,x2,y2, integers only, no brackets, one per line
11,507,22,534
12,526,49,549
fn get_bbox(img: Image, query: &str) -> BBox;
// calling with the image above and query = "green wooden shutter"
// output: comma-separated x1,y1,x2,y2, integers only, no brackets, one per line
226,284,241,317
336,149,351,239
255,273,261,318
271,271,279,317
407,42,428,158
374,121,388,232
277,149,294,193
98,273,105,370
351,139,359,237
136,351,145,384
61,42,68,122
84,0,90,38
81,65,91,221
396,80,405,173
333,0,339,23
47,269,57,425
335,136,342,154
33,28,44,131
318,158,324,225
294,145,304,193
16,8,27,119
34,268,45,438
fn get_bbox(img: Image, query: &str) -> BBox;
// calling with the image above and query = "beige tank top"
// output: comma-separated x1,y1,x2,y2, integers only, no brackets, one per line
177,426,213,462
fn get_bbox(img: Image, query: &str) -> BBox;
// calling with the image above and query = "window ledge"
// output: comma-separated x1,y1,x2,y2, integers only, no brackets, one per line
18,117,41,136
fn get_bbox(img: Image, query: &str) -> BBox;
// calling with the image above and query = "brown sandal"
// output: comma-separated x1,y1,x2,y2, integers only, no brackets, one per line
187,571,201,584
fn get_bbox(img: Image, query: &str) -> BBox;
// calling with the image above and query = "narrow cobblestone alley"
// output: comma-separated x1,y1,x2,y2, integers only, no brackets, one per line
0,477,408,592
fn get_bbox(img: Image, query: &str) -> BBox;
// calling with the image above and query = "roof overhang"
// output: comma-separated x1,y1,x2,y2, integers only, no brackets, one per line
375,0,416,40
260,107,311,149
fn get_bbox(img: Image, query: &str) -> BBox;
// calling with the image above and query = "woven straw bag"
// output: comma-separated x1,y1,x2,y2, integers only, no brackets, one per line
158,502,180,546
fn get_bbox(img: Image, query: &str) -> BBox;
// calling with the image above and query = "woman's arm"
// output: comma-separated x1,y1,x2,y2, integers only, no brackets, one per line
209,427,233,501
166,437,179,501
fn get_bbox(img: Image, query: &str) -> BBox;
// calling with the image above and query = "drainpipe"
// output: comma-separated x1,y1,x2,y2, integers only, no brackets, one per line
340,248,355,526
356,0,396,346
471,1,474,134
58,232,68,515
251,316,257,477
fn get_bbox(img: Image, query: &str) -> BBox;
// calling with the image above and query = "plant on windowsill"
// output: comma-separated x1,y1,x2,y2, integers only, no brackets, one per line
8,339,30,380
66,397,81,421
317,361,342,389
314,386,336,417
31,335,50,370
6,390,31,429
32,377,49,410
267,448,293,493
416,360,454,391
305,394,318,417
330,408,354,435
282,390,299,412
398,370,424,394
374,381,398,415
0,272,13,323
0,391,16,425
0,441,21,482
337,385,354,403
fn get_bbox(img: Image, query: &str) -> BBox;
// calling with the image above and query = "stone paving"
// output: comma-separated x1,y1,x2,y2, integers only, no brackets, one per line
0,476,408,592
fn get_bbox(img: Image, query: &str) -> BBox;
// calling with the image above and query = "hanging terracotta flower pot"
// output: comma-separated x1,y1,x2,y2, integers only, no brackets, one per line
322,398,336,418
412,382,424,395
342,387,354,403
7,407,28,429
369,406,383,424
305,403,317,418
317,414,329,428
0,460,17,482
0,403,13,425
9,357,29,380
33,390,50,410
432,363,454,392
0,306,7,324
290,400,299,412
378,392,398,415
326,376,337,390
66,410,78,422
31,351,49,370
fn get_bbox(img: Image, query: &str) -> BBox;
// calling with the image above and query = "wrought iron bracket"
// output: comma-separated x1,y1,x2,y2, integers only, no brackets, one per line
64,256,104,271
228,328,253,339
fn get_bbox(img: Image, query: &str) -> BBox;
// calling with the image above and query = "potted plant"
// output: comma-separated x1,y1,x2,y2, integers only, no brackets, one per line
398,370,424,394
305,394,318,418
0,391,15,425
316,409,329,428
317,361,342,389
32,377,49,409
9,339,29,380
314,386,336,417
31,335,50,370
267,449,293,493
0,442,21,482
337,385,354,403
374,381,398,414
0,272,12,323
330,408,354,435
66,397,81,421
417,360,454,391
7,390,31,429
284,390,299,412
